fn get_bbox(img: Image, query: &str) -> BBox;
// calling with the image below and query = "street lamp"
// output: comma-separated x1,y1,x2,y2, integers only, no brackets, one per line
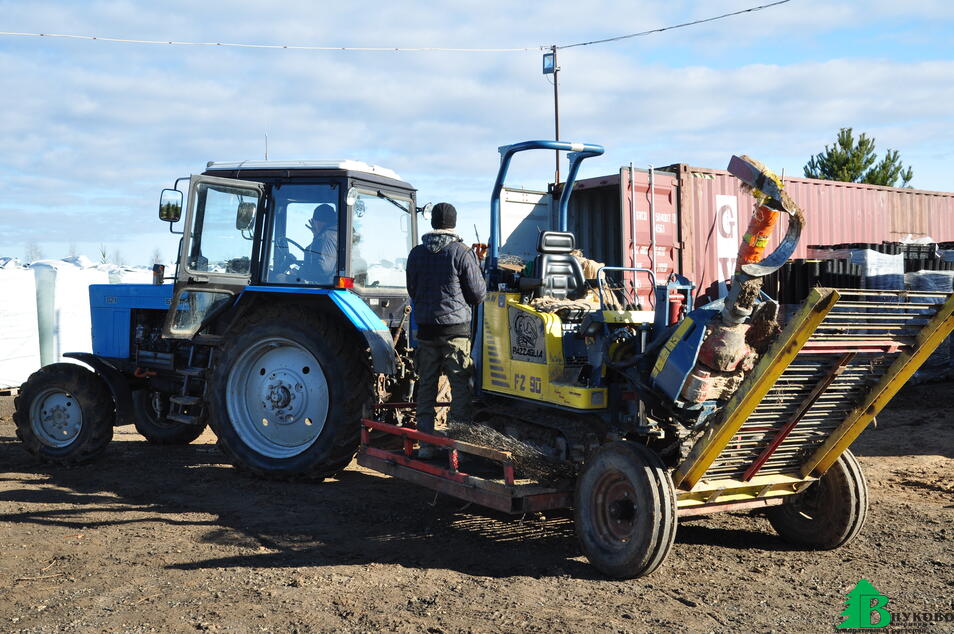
543,46,560,185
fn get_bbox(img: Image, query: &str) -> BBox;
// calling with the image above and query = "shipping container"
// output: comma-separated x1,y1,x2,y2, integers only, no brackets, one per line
499,168,681,308
544,164,954,305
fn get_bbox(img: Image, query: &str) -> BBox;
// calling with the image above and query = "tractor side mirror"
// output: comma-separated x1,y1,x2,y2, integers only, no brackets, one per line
159,189,183,223
235,201,257,231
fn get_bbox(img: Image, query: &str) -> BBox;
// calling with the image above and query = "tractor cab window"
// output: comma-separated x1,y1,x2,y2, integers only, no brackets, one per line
187,183,259,275
265,183,340,285
350,190,413,291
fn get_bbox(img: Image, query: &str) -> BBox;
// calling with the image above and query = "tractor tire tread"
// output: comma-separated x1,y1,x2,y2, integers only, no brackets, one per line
13,363,115,465
209,303,372,481
574,441,677,579
132,390,207,445
766,448,868,550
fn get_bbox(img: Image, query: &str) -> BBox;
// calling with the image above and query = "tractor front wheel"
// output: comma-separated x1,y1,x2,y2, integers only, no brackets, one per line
132,390,206,445
766,449,868,549
13,363,115,465
208,305,371,480
574,441,677,579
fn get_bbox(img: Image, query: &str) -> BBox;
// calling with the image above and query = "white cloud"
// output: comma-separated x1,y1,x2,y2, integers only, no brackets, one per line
0,1,951,262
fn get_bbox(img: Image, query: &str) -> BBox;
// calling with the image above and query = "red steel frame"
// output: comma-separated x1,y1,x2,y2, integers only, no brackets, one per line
356,412,574,515
358,407,794,518
798,339,906,355
360,418,516,486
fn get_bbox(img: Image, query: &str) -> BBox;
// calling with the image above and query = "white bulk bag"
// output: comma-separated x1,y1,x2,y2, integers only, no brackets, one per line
0,266,42,387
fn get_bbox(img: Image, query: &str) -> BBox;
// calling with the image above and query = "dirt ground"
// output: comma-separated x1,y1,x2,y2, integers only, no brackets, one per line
0,381,951,633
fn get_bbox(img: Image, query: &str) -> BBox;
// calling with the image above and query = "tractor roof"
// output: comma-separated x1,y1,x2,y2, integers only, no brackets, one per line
205,159,402,182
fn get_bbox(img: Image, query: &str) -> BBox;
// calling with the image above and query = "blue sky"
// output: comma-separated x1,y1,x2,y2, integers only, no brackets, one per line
1,0,952,265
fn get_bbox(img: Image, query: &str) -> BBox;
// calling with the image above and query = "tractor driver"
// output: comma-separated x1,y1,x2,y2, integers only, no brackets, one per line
298,204,338,283
406,202,486,458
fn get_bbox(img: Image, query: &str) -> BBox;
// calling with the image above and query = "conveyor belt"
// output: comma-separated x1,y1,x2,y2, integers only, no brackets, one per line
674,288,954,492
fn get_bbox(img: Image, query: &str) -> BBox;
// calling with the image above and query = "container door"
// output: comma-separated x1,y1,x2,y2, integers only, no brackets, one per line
162,175,265,339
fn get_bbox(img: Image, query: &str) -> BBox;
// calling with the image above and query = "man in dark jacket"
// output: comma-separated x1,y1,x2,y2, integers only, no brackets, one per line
406,202,486,457
298,203,338,283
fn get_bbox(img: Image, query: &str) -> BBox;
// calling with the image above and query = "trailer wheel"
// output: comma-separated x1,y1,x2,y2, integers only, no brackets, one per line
13,363,115,465
766,449,868,549
208,304,371,480
574,441,677,579
132,390,206,445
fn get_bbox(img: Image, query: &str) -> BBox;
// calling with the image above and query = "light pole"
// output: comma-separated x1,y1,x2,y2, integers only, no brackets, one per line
543,46,560,185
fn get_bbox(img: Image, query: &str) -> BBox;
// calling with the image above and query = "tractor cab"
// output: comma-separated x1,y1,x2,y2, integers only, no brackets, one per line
157,160,421,339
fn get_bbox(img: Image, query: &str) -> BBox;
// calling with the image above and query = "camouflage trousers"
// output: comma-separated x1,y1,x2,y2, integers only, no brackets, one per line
414,336,474,435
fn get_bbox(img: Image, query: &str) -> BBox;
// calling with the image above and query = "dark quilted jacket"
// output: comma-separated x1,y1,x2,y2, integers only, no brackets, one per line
406,230,486,326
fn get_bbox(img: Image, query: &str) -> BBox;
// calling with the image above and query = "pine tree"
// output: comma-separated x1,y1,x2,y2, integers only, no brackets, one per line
804,128,913,187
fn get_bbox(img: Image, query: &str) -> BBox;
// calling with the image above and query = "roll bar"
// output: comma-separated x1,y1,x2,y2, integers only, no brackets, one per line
488,140,604,270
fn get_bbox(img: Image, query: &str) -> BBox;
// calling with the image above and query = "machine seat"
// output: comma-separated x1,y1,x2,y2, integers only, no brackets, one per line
534,231,587,301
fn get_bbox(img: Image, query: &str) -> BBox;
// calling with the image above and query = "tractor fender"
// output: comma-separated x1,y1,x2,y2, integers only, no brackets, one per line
63,353,135,426
240,287,397,375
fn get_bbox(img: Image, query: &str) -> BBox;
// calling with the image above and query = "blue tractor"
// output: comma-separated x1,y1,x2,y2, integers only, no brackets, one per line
14,160,426,479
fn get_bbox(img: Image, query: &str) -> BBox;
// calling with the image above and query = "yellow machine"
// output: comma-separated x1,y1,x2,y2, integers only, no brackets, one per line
482,291,616,410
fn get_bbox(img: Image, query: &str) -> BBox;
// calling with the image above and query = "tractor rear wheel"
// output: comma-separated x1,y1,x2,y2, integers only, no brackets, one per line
13,363,115,465
574,441,677,579
208,305,371,480
766,449,868,549
132,390,206,445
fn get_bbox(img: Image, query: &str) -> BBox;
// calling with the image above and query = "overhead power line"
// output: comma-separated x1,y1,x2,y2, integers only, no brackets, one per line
558,0,792,49
0,31,533,52
0,1,792,54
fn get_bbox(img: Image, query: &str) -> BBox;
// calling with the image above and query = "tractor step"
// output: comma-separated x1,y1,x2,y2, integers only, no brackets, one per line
170,395,203,406
192,334,223,345
167,413,204,425
674,287,954,502
177,367,206,377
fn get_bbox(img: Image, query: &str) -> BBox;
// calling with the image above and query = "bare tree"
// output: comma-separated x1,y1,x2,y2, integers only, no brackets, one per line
111,249,126,267
99,244,109,264
25,240,44,263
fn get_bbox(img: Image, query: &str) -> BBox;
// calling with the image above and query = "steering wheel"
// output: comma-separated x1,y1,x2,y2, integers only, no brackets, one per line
273,236,307,274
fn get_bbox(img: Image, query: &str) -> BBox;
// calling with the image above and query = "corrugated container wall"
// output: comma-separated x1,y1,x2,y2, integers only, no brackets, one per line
672,164,954,300
564,165,954,303
567,168,679,307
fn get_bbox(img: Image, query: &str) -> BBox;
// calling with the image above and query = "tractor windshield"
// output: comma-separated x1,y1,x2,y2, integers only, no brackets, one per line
264,183,340,286
349,189,414,291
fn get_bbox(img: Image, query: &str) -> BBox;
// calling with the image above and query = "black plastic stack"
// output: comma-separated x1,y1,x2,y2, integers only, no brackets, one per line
766,259,865,304
905,258,954,272
771,241,954,304
699,241,953,306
